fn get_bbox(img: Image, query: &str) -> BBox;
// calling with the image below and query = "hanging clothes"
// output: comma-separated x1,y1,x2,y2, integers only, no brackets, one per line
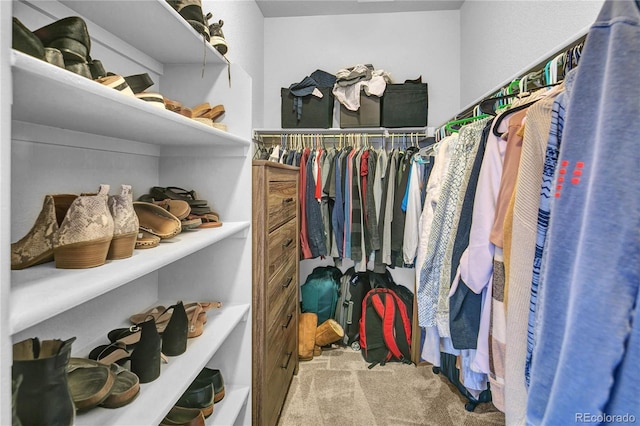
528,0,640,422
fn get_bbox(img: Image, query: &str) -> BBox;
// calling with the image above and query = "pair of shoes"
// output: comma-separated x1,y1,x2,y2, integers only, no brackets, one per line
12,337,77,426
149,187,221,223
11,184,137,270
88,317,168,384
66,358,140,410
128,301,221,338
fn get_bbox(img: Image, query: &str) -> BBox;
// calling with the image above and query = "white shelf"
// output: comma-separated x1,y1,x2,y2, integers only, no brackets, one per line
11,50,249,148
208,385,251,426
10,221,250,334
59,0,227,65
73,303,250,426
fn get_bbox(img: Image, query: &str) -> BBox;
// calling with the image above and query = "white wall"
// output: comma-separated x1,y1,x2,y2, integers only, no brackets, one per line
263,10,461,129
203,0,265,127
459,0,605,108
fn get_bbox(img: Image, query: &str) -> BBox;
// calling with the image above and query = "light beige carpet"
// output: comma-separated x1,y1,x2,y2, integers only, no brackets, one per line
278,347,505,426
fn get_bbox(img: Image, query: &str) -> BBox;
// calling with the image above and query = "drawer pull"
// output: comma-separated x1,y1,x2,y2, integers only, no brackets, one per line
281,351,293,369
282,276,294,289
282,313,293,329
282,238,293,249
282,197,294,204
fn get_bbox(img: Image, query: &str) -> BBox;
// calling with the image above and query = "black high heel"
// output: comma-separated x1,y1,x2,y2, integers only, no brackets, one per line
161,301,189,357
130,317,161,383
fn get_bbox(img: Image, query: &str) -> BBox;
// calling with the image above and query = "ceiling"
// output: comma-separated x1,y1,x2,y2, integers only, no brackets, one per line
256,0,466,18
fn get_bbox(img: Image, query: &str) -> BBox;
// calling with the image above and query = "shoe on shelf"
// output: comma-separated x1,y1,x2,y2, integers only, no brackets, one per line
11,184,115,270
33,16,91,63
54,184,114,269
136,92,166,110
44,47,65,68
66,357,116,411
129,317,162,384
12,17,45,60
12,337,77,426
107,184,139,260
160,405,205,426
101,363,140,409
133,201,182,240
175,380,214,418
123,73,155,94
95,75,136,98
137,196,192,220
168,0,211,41
209,19,228,55
135,230,161,249
181,217,203,231
64,59,92,79
193,368,225,403
88,341,131,366
150,186,209,208
161,301,189,357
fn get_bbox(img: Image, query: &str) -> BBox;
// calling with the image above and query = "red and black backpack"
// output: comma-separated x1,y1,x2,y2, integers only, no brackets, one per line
359,287,412,369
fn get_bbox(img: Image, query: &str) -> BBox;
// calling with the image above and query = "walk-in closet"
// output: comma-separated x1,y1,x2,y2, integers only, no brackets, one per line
3,1,638,425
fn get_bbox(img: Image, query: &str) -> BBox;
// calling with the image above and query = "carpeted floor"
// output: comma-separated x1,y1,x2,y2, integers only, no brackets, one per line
278,347,505,426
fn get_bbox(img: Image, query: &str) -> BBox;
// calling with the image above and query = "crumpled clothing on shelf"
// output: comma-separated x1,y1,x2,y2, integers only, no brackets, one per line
333,65,392,111
288,69,337,120
335,64,374,87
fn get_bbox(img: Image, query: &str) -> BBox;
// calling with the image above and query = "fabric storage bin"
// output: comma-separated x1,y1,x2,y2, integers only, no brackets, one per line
381,83,428,127
281,87,334,128
339,91,381,128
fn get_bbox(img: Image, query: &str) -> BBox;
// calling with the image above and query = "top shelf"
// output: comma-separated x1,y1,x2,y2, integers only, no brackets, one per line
11,50,249,149
59,0,227,65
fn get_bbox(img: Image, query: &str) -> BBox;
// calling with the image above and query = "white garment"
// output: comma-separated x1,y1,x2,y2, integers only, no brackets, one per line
373,148,388,223
333,69,391,111
403,158,424,265
415,135,458,300
454,117,508,375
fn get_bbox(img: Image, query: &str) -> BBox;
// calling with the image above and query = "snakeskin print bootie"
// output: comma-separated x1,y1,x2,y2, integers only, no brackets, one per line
53,184,114,269
107,184,139,260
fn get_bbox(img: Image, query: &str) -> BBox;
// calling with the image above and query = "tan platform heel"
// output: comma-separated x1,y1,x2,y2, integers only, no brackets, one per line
108,184,139,260
54,184,114,269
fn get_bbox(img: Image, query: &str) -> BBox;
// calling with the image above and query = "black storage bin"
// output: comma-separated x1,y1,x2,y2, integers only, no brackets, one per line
339,91,381,128
281,87,334,128
381,83,428,128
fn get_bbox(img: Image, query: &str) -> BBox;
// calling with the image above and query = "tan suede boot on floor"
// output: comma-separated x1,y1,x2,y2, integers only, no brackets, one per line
315,319,345,347
298,313,318,361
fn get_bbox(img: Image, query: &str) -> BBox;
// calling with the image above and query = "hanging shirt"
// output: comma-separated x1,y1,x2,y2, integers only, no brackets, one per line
504,87,562,425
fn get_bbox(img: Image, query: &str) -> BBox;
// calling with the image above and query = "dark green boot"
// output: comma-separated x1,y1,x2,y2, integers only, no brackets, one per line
12,337,76,426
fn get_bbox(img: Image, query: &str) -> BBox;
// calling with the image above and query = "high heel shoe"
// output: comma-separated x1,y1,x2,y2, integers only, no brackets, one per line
54,184,114,269
88,341,130,365
161,302,189,357
107,184,139,260
130,317,162,383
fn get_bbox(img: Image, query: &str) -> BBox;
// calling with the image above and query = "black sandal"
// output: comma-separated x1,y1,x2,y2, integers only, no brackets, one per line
150,186,208,207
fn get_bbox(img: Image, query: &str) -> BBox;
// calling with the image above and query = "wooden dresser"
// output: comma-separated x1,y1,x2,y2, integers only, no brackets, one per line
252,160,300,426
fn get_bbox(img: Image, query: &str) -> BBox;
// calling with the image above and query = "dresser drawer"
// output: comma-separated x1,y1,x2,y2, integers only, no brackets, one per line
263,322,297,426
267,180,297,233
267,250,297,325
265,295,298,371
267,218,297,281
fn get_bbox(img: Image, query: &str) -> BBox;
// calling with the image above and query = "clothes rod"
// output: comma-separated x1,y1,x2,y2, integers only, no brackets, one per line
253,127,433,136
437,28,589,130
